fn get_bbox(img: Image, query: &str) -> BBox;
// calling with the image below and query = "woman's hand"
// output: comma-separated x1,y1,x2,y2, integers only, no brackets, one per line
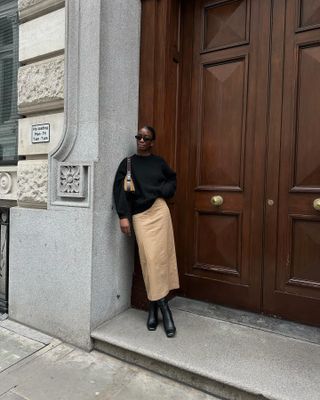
120,218,131,236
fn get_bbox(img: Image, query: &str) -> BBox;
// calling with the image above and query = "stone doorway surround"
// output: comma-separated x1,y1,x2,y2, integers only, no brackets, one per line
9,0,141,349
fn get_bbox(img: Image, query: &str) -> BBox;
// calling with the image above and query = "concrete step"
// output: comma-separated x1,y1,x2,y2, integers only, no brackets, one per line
91,300,320,400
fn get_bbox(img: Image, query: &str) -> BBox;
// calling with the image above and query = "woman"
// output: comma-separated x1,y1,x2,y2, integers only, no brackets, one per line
113,126,180,337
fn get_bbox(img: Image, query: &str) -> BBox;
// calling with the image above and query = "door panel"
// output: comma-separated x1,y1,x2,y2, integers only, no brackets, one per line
200,56,247,189
300,0,320,28
203,0,250,51
294,44,320,189
264,0,320,325
178,0,271,310
196,212,241,275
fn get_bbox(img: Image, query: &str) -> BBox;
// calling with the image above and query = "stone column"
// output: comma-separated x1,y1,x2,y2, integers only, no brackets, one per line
9,0,141,349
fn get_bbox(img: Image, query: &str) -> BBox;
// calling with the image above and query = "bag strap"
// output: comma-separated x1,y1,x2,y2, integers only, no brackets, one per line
127,157,132,176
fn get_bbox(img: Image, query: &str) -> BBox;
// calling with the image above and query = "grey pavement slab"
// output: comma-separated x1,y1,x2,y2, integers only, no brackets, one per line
0,327,44,372
0,323,217,400
92,308,320,400
11,345,215,400
0,320,53,345
110,370,215,400
0,315,7,322
0,393,27,400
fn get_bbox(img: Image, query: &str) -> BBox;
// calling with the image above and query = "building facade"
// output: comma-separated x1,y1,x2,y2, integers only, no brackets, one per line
1,0,320,349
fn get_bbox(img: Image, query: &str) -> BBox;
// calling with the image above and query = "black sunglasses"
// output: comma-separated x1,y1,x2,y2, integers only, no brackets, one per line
135,134,153,142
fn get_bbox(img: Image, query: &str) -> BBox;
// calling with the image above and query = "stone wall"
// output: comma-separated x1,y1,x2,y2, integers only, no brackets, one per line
9,0,141,350
0,2,64,210
17,0,65,208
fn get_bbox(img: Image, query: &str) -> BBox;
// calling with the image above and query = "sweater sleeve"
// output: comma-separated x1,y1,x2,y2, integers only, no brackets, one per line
113,158,131,219
160,159,177,199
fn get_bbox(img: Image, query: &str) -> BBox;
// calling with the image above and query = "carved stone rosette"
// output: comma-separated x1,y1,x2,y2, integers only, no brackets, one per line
58,163,85,198
0,167,18,203
0,173,12,195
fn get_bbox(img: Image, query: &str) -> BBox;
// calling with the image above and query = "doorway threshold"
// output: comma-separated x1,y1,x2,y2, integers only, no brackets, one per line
170,297,320,345
92,297,320,400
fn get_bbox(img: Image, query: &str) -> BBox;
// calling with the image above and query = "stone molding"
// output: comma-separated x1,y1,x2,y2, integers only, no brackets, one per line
18,55,64,115
49,0,99,208
19,0,65,22
19,7,65,63
0,166,18,203
17,160,48,208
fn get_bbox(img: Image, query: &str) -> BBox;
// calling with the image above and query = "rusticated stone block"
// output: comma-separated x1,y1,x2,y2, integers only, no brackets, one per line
19,112,64,156
19,8,65,63
19,0,65,22
18,55,64,114
17,160,48,208
19,0,46,9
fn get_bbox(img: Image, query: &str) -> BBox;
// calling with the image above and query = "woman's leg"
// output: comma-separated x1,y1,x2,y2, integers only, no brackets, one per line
157,297,176,338
147,301,159,331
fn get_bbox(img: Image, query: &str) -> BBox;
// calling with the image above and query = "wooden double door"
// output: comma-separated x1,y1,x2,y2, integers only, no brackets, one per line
175,0,320,325
136,0,320,325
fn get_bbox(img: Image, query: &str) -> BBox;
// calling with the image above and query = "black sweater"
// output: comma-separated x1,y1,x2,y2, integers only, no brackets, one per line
113,154,176,219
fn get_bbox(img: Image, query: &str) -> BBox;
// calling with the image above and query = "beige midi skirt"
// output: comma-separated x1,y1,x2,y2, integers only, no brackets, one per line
132,198,180,301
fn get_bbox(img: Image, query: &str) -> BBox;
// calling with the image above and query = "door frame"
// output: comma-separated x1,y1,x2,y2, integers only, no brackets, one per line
175,0,272,311
132,0,181,308
133,0,269,311
133,0,320,327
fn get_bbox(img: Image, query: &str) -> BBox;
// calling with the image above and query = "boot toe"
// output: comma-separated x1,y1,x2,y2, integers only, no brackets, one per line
166,329,176,338
147,323,157,331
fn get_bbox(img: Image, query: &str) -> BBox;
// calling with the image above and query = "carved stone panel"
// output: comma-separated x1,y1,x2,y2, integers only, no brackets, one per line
58,163,85,198
0,167,18,202
18,55,64,114
19,0,65,22
19,0,57,10
17,160,48,208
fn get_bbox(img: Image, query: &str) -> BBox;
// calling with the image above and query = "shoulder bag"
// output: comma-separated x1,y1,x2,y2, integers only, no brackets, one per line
123,157,135,192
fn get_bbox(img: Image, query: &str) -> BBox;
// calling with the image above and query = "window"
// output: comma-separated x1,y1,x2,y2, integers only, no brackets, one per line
0,0,18,164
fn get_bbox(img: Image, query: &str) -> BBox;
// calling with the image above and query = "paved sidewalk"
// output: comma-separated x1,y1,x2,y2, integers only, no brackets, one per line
0,317,217,400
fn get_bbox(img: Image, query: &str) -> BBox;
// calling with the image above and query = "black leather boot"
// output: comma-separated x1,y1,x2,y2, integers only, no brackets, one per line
147,301,158,331
157,297,176,337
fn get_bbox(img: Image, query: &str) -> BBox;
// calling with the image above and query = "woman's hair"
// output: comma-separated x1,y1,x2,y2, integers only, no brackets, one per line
143,125,156,141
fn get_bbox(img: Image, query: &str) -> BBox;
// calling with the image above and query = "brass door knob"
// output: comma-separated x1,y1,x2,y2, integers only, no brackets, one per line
313,198,320,211
211,195,224,206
